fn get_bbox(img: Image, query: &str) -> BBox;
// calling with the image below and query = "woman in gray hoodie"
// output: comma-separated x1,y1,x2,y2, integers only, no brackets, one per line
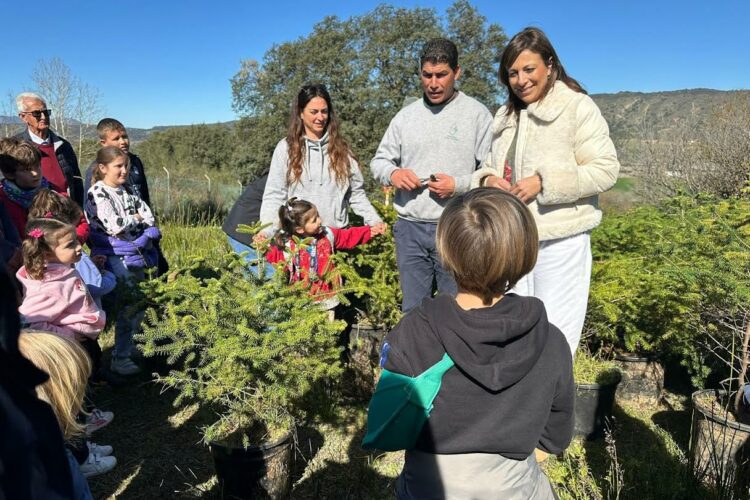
258,84,382,236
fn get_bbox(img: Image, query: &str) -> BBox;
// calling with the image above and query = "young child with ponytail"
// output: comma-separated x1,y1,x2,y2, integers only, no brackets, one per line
16,218,105,340
266,197,386,315
29,189,116,310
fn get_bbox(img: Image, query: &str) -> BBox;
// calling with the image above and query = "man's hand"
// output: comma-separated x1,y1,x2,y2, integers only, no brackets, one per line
390,169,422,191
370,222,388,237
427,173,455,199
482,175,512,191
510,174,542,204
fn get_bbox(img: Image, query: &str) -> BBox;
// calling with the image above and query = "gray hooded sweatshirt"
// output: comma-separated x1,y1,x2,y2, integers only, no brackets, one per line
260,134,382,234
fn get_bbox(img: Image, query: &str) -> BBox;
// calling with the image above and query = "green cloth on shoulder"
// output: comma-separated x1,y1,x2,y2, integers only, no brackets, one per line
362,353,454,451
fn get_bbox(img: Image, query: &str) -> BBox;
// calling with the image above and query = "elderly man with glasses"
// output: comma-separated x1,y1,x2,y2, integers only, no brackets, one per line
13,92,84,207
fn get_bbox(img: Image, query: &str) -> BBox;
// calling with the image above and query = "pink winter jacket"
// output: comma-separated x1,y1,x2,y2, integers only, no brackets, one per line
16,263,106,340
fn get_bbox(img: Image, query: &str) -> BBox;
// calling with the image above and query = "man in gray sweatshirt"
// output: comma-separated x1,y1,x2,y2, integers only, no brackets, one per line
371,38,493,312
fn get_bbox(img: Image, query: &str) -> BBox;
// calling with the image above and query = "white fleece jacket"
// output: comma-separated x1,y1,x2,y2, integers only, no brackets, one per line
471,81,619,241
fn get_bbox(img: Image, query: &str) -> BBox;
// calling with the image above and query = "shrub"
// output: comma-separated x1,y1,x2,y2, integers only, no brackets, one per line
136,253,344,446
337,201,403,330
586,195,750,386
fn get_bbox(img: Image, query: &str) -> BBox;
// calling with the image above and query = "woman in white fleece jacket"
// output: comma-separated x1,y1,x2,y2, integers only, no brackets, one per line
472,27,619,354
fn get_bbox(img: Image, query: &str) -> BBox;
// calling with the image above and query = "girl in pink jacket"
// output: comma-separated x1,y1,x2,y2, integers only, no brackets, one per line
16,216,115,469
16,217,105,341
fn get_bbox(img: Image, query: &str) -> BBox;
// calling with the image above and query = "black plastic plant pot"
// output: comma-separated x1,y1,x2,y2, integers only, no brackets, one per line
690,389,750,490
574,374,621,440
614,352,664,401
209,431,293,499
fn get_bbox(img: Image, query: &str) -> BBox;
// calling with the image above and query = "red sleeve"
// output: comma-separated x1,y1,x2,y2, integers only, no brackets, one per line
265,245,285,264
76,213,90,243
330,226,372,250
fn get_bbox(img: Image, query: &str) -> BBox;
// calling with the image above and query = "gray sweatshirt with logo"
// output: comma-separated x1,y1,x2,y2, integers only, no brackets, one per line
260,134,382,234
370,92,493,222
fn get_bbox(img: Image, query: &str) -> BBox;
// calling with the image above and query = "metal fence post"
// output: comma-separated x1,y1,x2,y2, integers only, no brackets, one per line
162,166,171,209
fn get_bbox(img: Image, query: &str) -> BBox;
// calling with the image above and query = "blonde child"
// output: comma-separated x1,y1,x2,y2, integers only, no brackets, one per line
19,331,116,487
265,198,386,314
85,146,160,376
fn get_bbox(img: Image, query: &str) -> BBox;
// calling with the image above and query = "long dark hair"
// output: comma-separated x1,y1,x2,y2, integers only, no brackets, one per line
285,84,353,187
499,27,586,118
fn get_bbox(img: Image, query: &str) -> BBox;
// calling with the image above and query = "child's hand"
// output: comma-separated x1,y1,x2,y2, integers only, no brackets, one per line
252,232,269,245
370,223,388,237
92,255,107,270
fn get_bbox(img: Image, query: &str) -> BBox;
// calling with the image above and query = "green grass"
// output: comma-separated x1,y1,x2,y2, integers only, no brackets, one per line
612,176,636,193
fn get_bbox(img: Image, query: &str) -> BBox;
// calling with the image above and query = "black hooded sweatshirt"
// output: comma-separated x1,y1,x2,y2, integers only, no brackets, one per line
381,293,574,459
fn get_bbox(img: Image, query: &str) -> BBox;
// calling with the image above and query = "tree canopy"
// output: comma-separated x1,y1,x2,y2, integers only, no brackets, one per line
229,1,506,181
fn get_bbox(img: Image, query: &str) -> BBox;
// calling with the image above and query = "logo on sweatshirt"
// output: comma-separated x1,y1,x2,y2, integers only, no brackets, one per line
446,124,459,142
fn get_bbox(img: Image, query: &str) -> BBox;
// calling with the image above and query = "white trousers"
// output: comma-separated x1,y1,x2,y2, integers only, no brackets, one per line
512,232,592,355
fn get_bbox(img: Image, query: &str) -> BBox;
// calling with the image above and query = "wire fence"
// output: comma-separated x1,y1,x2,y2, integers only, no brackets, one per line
148,174,244,225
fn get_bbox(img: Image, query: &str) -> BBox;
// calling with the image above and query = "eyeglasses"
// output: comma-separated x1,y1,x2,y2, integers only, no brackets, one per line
21,109,52,120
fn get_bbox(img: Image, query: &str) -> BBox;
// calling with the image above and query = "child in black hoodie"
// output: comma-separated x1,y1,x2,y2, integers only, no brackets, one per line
369,188,574,499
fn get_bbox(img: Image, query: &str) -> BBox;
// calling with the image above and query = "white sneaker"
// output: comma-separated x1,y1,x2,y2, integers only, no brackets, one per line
85,408,114,435
111,357,141,376
80,452,117,478
87,441,113,457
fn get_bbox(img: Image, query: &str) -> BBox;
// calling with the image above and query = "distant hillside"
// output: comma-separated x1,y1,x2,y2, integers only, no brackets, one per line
3,89,748,175
0,116,234,143
591,88,748,140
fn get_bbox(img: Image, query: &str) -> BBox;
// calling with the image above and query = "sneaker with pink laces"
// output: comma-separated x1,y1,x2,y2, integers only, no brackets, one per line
85,408,114,435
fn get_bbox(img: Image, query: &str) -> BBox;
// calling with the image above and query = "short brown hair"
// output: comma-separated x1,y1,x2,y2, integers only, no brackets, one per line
0,138,41,177
437,188,538,305
96,118,126,139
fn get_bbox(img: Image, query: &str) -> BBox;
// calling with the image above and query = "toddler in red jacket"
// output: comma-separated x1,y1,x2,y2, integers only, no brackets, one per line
265,198,386,315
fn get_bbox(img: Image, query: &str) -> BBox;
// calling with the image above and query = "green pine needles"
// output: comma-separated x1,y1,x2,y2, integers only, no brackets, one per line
135,252,344,446
335,201,403,330
586,195,750,386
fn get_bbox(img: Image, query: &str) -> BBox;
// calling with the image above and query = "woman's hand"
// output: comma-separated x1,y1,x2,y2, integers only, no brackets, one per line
370,223,388,237
482,175,511,191
510,174,542,204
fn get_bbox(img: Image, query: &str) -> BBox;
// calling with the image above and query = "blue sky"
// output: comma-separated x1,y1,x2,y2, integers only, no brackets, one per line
1,0,747,129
